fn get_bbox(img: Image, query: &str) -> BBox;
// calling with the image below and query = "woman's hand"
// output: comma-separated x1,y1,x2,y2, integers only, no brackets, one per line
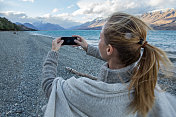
72,35,88,52
51,37,64,51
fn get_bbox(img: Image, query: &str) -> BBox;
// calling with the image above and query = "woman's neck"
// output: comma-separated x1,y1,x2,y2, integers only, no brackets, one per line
108,57,125,69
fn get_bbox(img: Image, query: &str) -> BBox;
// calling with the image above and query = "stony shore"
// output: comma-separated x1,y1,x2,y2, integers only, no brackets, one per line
0,31,175,117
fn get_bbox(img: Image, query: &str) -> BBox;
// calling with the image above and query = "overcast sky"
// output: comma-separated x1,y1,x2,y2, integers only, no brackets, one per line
0,0,176,28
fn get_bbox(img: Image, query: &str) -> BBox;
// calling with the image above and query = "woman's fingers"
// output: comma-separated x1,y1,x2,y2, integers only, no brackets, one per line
72,35,83,41
74,39,82,46
72,35,80,38
72,35,82,45
58,40,64,45
53,38,60,43
51,37,64,51
77,38,81,41
55,37,62,43
53,38,64,45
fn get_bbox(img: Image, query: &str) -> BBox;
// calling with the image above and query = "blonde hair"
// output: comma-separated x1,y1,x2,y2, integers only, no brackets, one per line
103,12,173,117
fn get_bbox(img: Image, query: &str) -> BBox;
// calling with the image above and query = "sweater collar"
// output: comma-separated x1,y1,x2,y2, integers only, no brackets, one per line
98,62,136,83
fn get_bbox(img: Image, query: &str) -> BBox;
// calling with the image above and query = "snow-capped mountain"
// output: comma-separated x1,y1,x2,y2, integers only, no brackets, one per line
140,8,176,30
71,8,176,30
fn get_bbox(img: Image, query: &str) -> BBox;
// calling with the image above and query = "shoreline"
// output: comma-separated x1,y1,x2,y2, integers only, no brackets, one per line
0,31,175,116
28,31,56,39
0,31,104,116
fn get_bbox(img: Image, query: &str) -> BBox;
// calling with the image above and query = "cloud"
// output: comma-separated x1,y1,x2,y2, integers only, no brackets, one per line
0,11,27,18
72,0,176,22
0,11,81,28
0,11,37,23
148,0,176,8
0,0,4,2
38,13,81,28
74,0,146,15
41,13,51,18
52,8,59,13
21,0,34,3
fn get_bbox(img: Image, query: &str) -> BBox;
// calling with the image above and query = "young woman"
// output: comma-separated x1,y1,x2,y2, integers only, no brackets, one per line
42,12,176,117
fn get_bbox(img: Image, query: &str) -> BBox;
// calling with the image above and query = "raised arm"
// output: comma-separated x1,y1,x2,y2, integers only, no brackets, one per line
42,38,64,98
73,35,104,61
86,44,103,60
42,50,59,98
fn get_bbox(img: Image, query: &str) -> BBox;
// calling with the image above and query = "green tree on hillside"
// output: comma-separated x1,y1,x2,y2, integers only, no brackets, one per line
0,17,35,31
0,17,19,31
0,21,3,29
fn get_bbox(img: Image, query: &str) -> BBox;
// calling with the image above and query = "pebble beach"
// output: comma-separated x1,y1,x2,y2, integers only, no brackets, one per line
0,31,175,117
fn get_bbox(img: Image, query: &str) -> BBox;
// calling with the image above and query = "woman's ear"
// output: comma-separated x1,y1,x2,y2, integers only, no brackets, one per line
106,44,113,56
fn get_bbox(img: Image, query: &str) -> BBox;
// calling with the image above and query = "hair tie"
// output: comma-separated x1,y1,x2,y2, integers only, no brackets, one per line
141,41,148,48
138,38,144,45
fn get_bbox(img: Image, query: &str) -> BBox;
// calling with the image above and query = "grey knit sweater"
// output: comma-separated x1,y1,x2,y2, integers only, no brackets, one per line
42,45,176,117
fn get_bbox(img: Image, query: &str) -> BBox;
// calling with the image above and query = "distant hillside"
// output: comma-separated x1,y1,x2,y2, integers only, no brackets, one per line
15,22,23,25
16,24,37,31
0,17,36,31
23,23,38,30
140,8,176,30
69,17,107,30
71,8,176,30
32,22,65,30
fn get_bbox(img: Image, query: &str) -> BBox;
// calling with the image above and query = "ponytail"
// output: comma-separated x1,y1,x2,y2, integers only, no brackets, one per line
129,43,173,116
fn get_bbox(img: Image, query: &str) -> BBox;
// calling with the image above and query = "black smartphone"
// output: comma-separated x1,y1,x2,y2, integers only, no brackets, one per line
61,37,77,45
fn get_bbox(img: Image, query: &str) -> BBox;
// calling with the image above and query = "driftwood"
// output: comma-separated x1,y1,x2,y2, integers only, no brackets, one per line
65,67,97,80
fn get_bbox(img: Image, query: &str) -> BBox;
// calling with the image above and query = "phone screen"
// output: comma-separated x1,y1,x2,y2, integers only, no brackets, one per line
61,37,77,45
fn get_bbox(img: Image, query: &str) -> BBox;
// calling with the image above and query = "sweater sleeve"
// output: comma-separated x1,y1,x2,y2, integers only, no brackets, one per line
42,50,60,98
86,44,104,61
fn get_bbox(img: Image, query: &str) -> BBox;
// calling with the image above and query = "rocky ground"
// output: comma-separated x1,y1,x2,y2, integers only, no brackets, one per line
0,31,175,117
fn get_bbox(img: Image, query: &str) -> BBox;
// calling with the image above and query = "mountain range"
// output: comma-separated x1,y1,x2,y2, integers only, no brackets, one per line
69,17,107,30
15,22,65,31
14,8,176,30
140,8,176,30
71,8,176,30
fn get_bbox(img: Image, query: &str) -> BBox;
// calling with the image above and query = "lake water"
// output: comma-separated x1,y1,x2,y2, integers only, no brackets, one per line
29,30,176,60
